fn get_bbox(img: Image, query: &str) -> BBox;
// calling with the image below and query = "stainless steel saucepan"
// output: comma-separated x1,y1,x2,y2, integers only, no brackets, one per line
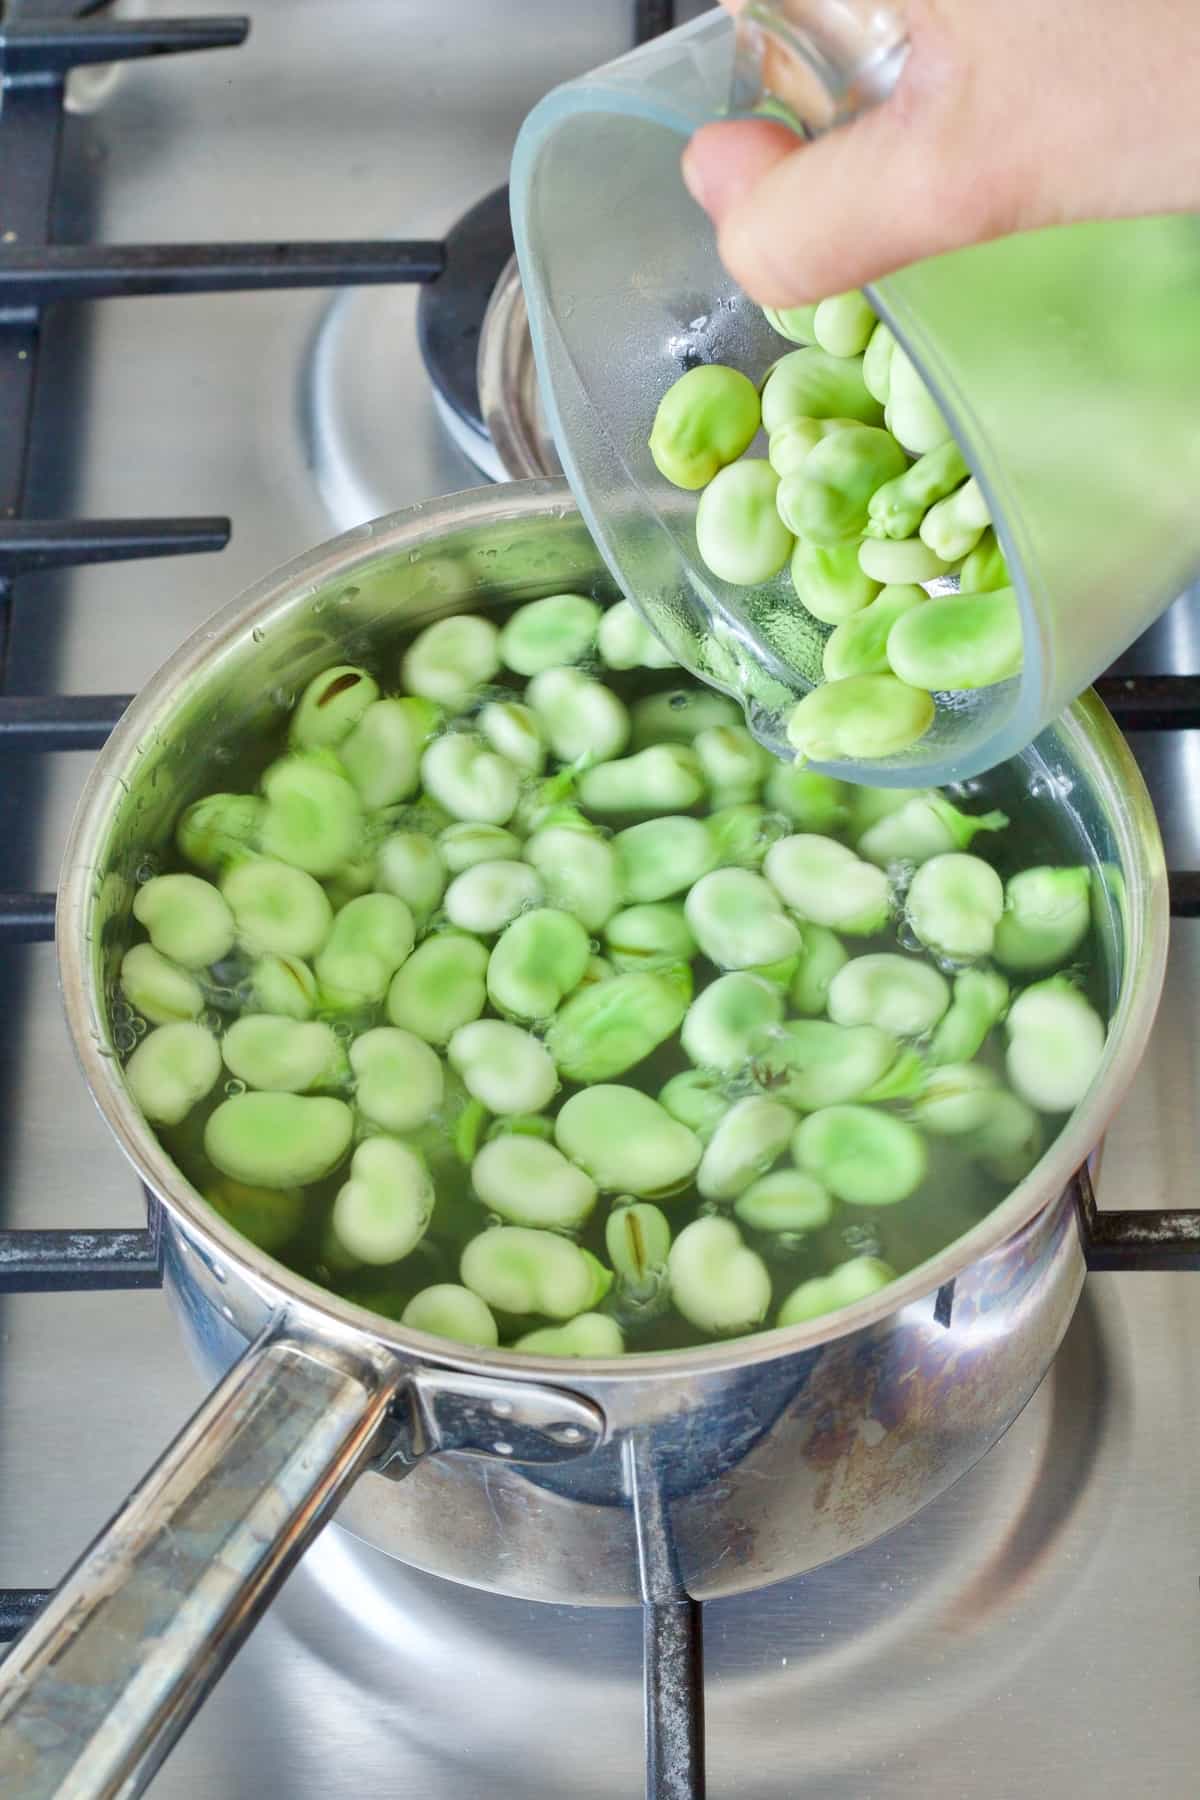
0,482,1167,1799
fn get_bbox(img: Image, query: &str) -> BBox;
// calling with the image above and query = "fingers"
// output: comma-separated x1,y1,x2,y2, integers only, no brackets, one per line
681,119,796,221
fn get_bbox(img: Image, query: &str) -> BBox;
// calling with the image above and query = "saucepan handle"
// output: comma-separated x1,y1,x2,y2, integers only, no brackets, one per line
0,1322,402,1800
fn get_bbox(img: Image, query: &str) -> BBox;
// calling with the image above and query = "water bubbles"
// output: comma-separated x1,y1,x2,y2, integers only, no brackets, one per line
130,1016,148,1038
251,626,266,645
224,1077,247,1097
134,855,160,885
841,1221,882,1259
200,1008,223,1032
270,687,295,711
112,1023,137,1055
111,999,134,1027
337,585,360,607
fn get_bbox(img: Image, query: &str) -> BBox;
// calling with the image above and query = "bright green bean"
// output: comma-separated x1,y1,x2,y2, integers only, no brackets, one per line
866,439,969,540
248,953,318,1020
471,1134,597,1230
928,967,1010,1064
259,754,362,878
788,922,848,1015
525,823,621,931
856,535,954,585
133,873,235,970
376,831,447,924
596,599,676,671
767,416,859,479
885,347,951,453
555,1085,702,1198
960,527,1011,594
762,302,818,343
754,1017,898,1110
120,942,204,1025
221,858,332,959
340,697,439,809
384,932,487,1045
1005,977,1106,1114
578,744,704,815
668,1216,771,1336
760,347,884,432
332,1136,434,1264
420,732,520,825
604,902,696,971
827,952,950,1038
822,583,925,682
697,1094,795,1200
204,1091,353,1188
792,1104,927,1205
648,363,762,490
695,460,794,586
401,1283,499,1347
460,1225,611,1320
224,1015,346,1093
813,289,876,358
478,699,546,775
290,665,380,751
443,859,543,934
706,803,787,869
777,1254,896,1325
764,832,890,934
993,866,1092,973
906,852,1005,960
205,1177,305,1253
526,666,631,765
630,687,741,749
351,1026,444,1131
734,1168,833,1235
176,791,264,874
681,971,782,1070
776,427,907,546
684,868,802,969
785,673,935,761
499,593,601,674
910,1061,1002,1136
789,537,881,625
514,1314,624,1356
857,791,1009,867
486,906,591,1020
315,892,414,1005
919,477,991,562
606,1199,672,1301
657,1069,729,1142
401,614,500,706
546,969,690,1083
437,822,521,874
448,1018,558,1115
861,321,896,404
615,815,715,902
125,1021,221,1126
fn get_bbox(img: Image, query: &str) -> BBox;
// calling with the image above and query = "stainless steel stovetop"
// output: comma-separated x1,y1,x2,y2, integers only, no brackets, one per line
1,4,1197,1795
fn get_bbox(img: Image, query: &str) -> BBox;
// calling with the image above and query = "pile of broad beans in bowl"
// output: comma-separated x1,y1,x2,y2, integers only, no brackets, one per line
114,589,1107,1358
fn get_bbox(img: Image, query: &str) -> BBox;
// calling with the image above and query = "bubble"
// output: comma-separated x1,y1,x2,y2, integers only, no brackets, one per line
841,1222,882,1258
251,626,266,644
200,1009,222,1032
134,857,160,885
224,1078,247,1097
113,1024,137,1055
270,688,294,711
111,1000,134,1026
130,1016,148,1038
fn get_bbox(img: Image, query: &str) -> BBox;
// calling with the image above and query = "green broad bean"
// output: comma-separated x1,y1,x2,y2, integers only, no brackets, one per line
767,416,859,479
248,953,318,1020
919,477,991,563
1005,978,1106,1114
813,289,876,358
960,1086,1042,1183
857,792,1009,867
350,1026,444,1131
859,1043,927,1101
385,936,489,1051
526,666,631,765
578,744,704,816
471,1135,597,1230
604,903,696,971
596,599,676,671
695,460,794,586
487,906,591,1020
630,687,740,749
827,953,950,1038
125,1021,221,1126
120,942,204,1025
960,527,1011,594
822,584,925,682
524,824,620,931
906,852,1005,960
448,1018,558,1114
680,971,782,1070
993,866,1092,973
884,347,951,453
615,815,715,902
734,1168,833,1235
177,792,264,874
648,363,762,490
792,1104,927,1205
789,537,881,626
223,1015,346,1093
461,1225,611,1320
546,969,690,1083
514,1314,624,1356
401,1283,499,1347
133,873,235,970
205,1177,305,1253
910,1062,1002,1136
776,426,907,546
684,868,802,969
478,699,546,775
866,439,969,540
764,833,890,934
762,302,818,343
762,764,850,832
706,803,787,869
259,754,363,878
555,1085,702,1198
443,859,543,935
437,822,521,874
401,613,501,707
697,1095,795,1200
376,831,447,924
693,725,770,806
857,535,954,585
485,1112,557,1143
315,892,415,1005
861,321,896,404
928,967,1010,1064
788,922,848,1015
220,858,332,958
754,1017,898,1110
420,733,520,825
332,1136,434,1264
582,954,615,985
204,1091,353,1188
777,1254,896,1325
606,1199,672,1298
760,347,884,432
785,673,935,761
453,1095,489,1165
499,593,601,674
668,1216,772,1336
658,1069,728,1142
289,665,380,751
339,697,437,809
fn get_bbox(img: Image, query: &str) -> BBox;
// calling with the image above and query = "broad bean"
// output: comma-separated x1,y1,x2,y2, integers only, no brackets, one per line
525,823,620,930
597,599,676,671
827,952,950,1037
132,872,234,970
224,1015,346,1093
478,699,546,774
861,321,896,404
604,902,696,971
822,583,925,682
332,1137,434,1264
448,1018,558,1115
471,1135,597,1230
437,822,521,874
125,1021,221,1125
615,815,715,902
401,1283,499,1348
120,943,204,1025
813,289,876,358
630,687,740,749
420,732,520,825
385,931,488,1043
204,1091,353,1188
351,1027,444,1131
792,1104,927,1205
777,1254,896,1325
762,764,850,832
962,1086,1043,1182
668,1216,771,1336
1005,978,1105,1113
960,528,1011,594
764,832,890,934
789,537,881,625
579,744,704,815
785,672,935,761
856,535,954,585
260,754,362,878
788,922,848,1015
376,831,447,923
221,857,332,958
928,967,1010,1064
401,614,500,707
767,415,858,479
341,697,438,809
248,953,318,1020
606,1199,672,1301
706,803,787,869
546,969,690,1083
460,1225,611,1320
910,1061,1002,1135
906,852,1005,959
762,302,818,344
681,971,782,1070
693,725,770,806
735,1168,833,1236
685,868,802,969
657,1069,729,1142
527,666,631,765
555,1085,702,1197
885,347,951,453
776,426,907,546
993,866,1092,973
177,791,263,873
695,460,795,586
648,363,762,490
499,593,601,674
697,1095,795,1200
760,347,883,432
888,587,1022,693
444,859,543,934
866,439,968,540
315,892,414,1005
919,477,991,562
754,1018,897,1110
487,907,591,1020
514,1314,624,1356
857,792,1009,867
290,665,379,751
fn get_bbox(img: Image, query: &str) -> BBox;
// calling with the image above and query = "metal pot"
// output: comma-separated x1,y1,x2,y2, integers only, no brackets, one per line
0,482,1167,1799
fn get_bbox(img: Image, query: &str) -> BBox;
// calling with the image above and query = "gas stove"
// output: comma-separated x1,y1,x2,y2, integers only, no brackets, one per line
1,4,1198,1796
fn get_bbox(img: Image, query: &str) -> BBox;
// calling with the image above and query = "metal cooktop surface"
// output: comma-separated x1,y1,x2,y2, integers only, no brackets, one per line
1,3,1197,1795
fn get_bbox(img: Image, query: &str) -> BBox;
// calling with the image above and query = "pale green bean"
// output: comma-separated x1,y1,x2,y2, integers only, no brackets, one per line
448,1018,558,1114
176,792,264,873
376,831,447,923
604,902,696,971
668,1216,771,1336
684,868,802,969
861,322,896,404
472,1134,597,1230
487,906,591,1020
785,673,935,761
120,942,204,1025
579,744,704,815
125,1021,221,1125
827,952,950,1038
866,439,969,540
555,1085,702,1198
697,1095,795,1200
919,477,991,562
885,347,950,453
596,599,676,670
762,764,850,832
401,1283,499,1347
478,699,546,774
546,969,690,1083
499,593,601,674
332,1137,434,1264
695,460,794,586
822,583,925,682
401,613,500,706
460,1225,611,1319
693,724,770,806
792,1104,927,1205
681,970,782,1070
525,823,621,931
220,858,332,959
813,289,876,358
764,832,890,934
290,665,380,750
648,363,762,490
259,754,362,878
760,347,884,432
420,732,520,825
788,922,848,1015
657,1069,728,1142
351,1026,444,1131
910,1061,1002,1135
606,1200,672,1301
857,791,1009,867
630,687,740,749
385,931,488,1043
706,803,787,869
514,1314,624,1356
888,589,1022,695
762,302,818,344
754,1018,898,1110
444,859,543,934
734,1168,833,1235
615,815,715,902
437,822,522,874
960,527,1011,594
776,426,907,546
224,1015,345,1093
856,535,954,585
906,852,1005,960
1005,978,1105,1113
133,872,235,970
340,697,437,809
526,666,631,765
777,1254,896,1325
993,866,1091,973
248,953,318,1020
767,416,859,479
315,892,414,1005
204,1091,353,1189
928,967,1010,1064
789,537,881,625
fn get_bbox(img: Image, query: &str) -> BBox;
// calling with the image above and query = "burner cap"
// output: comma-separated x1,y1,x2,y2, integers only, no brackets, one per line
417,185,515,451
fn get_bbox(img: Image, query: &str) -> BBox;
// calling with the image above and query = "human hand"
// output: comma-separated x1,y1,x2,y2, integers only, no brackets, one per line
683,0,1200,304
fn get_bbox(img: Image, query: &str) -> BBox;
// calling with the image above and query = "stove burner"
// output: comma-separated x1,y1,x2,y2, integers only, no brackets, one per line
417,186,515,461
